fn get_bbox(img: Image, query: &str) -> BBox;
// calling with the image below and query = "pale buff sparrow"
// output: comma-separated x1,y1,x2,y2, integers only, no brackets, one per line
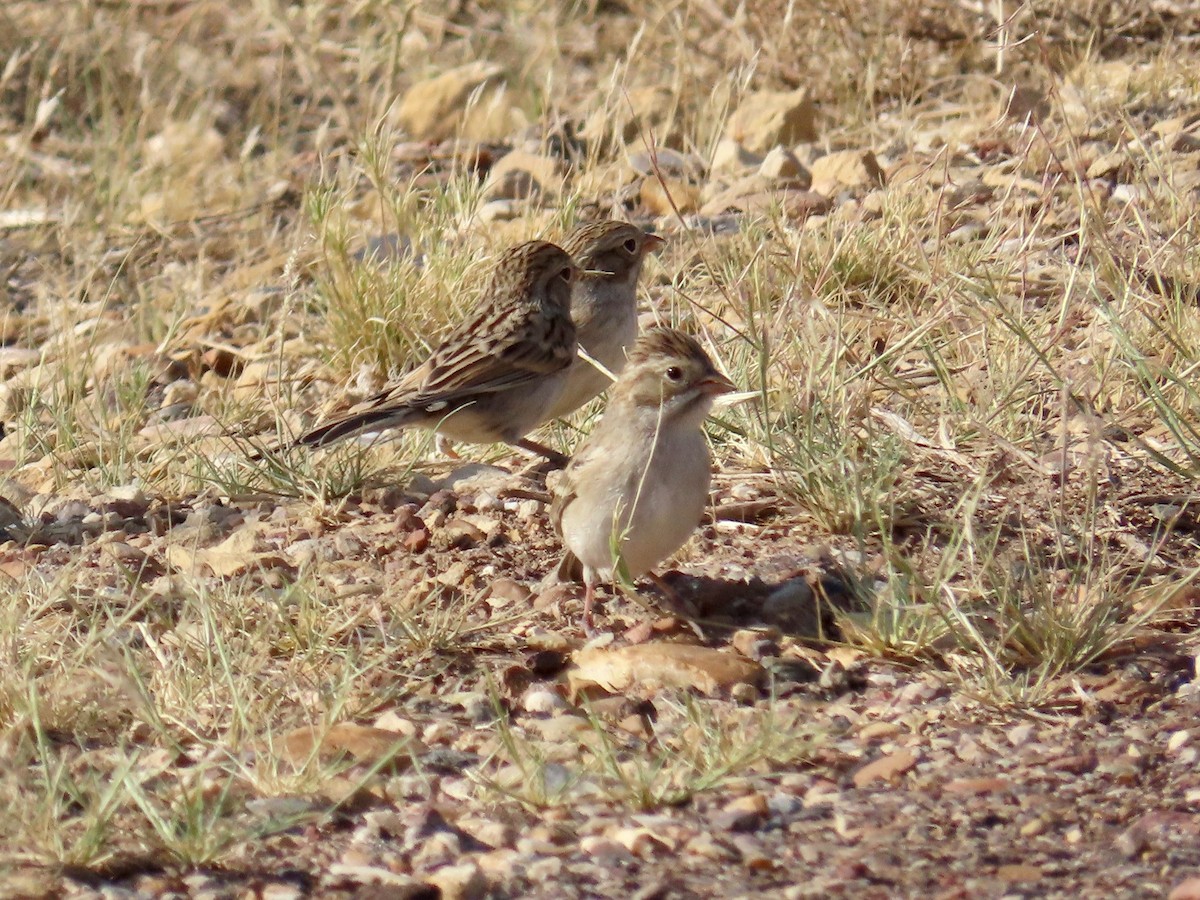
541,220,664,422
296,241,578,453
551,327,735,633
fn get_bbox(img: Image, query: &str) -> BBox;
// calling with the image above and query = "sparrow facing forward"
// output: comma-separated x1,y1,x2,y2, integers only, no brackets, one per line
551,327,734,633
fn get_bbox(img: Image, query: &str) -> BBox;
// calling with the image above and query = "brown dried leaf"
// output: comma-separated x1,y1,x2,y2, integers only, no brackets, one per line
568,643,762,697
276,723,422,771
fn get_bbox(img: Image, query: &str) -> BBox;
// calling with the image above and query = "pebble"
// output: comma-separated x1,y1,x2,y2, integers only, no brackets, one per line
426,861,487,900
522,688,568,714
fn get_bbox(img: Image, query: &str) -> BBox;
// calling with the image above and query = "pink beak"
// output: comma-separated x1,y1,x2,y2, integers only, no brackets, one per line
698,372,736,395
641,233,666,256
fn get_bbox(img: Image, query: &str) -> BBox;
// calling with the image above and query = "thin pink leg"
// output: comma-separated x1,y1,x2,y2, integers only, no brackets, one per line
583,581,598,637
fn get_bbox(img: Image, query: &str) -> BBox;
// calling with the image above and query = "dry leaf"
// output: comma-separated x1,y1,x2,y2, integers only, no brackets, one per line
276,723,422,771
568,643,762,697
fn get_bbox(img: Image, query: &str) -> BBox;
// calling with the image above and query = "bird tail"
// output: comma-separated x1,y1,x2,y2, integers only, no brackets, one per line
294,407,417,449
554,550,584,584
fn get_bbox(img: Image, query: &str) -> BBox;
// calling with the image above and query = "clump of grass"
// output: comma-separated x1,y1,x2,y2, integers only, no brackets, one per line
478,687,819,811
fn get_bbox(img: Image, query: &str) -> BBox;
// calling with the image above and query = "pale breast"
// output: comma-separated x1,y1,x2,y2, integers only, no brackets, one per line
561,426,710,581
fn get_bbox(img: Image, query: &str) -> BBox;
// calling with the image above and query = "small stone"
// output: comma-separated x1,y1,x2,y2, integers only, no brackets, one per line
1007,722,1037,746
582,85,678,146
858,721,901,741
434,518,486,551
810,149,885,195
852,749,917,788
730,682,759,705
639,175,700,215
1169,877,1200,900
1014,820,1044,843
486,578,532,608
1167,730,1191,752
726,88,818,153
711,138,763,175
760,578,815,633
767,792,802,817
521,688,567,714
684,831,737,861
1087,150,1132,180
996,84,1049,123
627,148,703,178
943,777,1010,795
758,146,809,184
732,834,775,870
580,836,635,861
516,499,542,520
997,864,1042,882
483,150,565,200
477,199,522,222
533,583,576,611
1115,824,1149,859
394,62,518,142
425,861,486,900
713,792,769,831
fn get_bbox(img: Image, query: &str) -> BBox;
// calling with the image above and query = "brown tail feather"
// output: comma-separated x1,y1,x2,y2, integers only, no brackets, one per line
554,550,584,584
295,408,416,449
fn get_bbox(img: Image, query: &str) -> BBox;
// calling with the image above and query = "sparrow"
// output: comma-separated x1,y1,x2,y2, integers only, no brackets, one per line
541,220,664,422
295,241,578,454
435,221,663,463
551,327,735,633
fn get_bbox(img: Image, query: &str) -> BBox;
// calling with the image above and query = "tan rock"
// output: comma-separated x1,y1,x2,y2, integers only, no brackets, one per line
584,85,680,148
758,146,810,184
627,147,703,179
483,149,565,200
810,149,885,195
394,63,522,142
568,643,762,697
700,174,831,221
1087,150,1133,180
640,175,700,215
711,138,763,175
851,749,917,787
1170,877,1200,900
426,862,487,900
726,88,817,153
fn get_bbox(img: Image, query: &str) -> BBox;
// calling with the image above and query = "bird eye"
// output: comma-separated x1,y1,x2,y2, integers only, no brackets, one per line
623,238,638,254
557,267,574,283
665,366,683,382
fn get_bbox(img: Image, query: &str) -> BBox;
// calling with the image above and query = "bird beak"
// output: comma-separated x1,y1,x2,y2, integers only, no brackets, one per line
642,233,666,255
698,372,736,396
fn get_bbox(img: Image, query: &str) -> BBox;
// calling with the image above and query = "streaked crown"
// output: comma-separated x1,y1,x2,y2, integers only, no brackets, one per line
560,221,662,274
618,327,734,409
489,240,577,307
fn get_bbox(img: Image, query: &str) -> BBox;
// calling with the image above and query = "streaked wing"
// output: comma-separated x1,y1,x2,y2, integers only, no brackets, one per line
410,304,574,407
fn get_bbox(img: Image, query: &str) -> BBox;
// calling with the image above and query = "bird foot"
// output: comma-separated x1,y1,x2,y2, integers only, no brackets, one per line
435,434,462,459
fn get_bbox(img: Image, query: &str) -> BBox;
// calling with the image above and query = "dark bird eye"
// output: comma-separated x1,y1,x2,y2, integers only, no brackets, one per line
557,267,574,283
665,366,684,382
623,238,638,253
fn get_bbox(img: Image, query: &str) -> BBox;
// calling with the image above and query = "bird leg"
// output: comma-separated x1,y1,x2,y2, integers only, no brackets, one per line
582,580,599,637
514,437,569,469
